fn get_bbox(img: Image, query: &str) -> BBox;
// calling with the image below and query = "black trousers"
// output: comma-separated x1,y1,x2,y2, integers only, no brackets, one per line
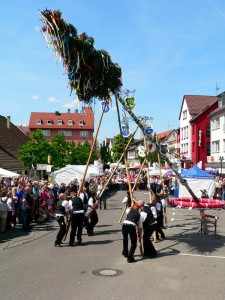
85,211,99,234
155,220,165,240
55,216,66,245
22,208,32,231
143,224,157,257
122,224,137,259
69,213,84,244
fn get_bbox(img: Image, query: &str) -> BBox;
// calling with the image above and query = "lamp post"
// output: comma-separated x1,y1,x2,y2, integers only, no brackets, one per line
220,156,224,175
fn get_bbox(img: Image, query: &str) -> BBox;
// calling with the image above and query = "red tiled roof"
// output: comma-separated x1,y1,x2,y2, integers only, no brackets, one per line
179,95,217,119
29,107,94,130
156,129,173,141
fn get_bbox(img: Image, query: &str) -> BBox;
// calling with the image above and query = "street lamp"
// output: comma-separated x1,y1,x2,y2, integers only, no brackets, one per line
219,156,224,175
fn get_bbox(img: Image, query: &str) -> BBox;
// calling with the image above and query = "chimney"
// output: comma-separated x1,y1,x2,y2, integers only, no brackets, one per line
75,109,78,114
67,109,71,113
7,116,10,129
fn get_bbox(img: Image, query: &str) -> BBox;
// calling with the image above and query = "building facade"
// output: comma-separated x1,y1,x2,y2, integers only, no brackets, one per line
29,107,94,145
179,95,217,169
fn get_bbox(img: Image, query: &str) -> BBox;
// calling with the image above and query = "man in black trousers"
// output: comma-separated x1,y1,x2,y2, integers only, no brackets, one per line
68,192,84,246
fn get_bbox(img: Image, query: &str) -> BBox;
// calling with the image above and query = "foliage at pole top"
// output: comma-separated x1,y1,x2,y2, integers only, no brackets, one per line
40,9,122,102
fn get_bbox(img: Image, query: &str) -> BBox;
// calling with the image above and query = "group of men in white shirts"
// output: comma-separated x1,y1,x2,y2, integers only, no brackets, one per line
54,187,98,247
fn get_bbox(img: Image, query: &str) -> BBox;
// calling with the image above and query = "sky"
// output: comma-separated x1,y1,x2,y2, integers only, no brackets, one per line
2,0,225,142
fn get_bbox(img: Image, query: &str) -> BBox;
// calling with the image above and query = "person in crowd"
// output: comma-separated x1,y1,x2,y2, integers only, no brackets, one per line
54,193,69,247
122,191,132,208
122,201,141,263
11,187,18,226
6,193,14,230
21,186,34,232
0,196,8,233
68,192,84,246
138,200,157,258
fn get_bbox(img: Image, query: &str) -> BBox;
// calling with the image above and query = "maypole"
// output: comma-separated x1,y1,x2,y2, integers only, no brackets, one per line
39,8,198,203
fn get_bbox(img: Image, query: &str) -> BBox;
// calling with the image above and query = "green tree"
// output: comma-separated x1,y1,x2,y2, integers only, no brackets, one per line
100,141,113,164
50,133,72,169
18,129,50,168
73,141,98,165
111,134,133,162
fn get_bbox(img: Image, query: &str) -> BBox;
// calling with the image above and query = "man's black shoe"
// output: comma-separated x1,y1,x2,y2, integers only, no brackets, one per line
69,243,75,247
77,241,82,245
122,252,128,258
127,257,136,263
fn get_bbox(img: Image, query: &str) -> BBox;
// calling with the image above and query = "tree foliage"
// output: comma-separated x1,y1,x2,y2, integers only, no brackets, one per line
18,130,98,170
100,141,113,164
111,134,133,162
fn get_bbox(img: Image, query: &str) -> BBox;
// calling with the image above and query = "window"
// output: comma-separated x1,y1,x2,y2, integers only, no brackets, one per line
47,120,52,125
212,118,220,130
212,141,220,153
192,141,195,152
206,142,210,156
79,120,84,126
58,130,72,137
58,120,63,125
37,119,41,125
68,120,73,125
42,130,50,136
183,110,187,120
206,125,210,137
80,131,88,137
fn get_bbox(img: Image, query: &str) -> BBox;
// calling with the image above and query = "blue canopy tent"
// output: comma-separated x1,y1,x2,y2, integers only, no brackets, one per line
181,165,214,179
178,165,215,198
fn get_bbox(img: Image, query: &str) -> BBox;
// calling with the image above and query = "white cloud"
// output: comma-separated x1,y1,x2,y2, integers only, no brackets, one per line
62,98,80,108
47,96,60,103
32,95,39,100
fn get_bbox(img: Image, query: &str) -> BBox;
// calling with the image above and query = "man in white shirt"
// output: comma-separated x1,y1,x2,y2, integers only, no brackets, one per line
54,193,69,247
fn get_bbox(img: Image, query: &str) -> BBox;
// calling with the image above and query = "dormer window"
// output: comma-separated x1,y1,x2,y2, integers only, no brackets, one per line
79,120,84,126
68,120,73,125
37,119,42,125
58,120,63,125
47,119,52,125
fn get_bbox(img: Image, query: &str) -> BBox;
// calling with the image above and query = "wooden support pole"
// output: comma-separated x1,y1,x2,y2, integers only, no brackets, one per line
99,125,139,198
77,102,106,196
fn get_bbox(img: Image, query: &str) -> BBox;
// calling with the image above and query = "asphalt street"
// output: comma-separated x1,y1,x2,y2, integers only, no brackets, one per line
1,191,225,300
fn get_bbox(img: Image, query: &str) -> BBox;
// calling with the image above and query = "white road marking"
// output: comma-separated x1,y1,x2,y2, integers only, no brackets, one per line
179,253,225,259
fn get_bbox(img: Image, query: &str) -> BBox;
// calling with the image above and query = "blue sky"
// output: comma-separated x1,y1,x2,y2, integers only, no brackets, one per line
1,0,225,142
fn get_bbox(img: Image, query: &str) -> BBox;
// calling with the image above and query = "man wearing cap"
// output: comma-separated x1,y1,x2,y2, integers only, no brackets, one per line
54,193,69,247
138,200,158,258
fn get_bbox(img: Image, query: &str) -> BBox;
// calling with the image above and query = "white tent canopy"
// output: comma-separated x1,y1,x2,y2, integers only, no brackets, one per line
178,166,215,198
0,168,21,178
52,165,100,186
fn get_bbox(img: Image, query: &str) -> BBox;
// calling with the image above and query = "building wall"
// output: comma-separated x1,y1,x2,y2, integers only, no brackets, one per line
180,99,192,159
210,107,225,162
191,102,218,169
